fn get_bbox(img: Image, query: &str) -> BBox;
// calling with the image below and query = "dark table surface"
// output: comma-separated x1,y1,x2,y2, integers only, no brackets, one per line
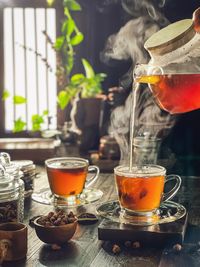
3,168,200,267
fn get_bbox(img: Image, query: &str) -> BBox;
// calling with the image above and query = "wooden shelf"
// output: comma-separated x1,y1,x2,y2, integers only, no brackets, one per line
0,138,60,163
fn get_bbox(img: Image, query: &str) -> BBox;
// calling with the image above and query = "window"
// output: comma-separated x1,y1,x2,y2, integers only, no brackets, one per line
0,1,63,135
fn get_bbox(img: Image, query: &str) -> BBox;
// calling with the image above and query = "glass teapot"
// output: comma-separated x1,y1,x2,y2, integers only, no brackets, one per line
134,9,200,114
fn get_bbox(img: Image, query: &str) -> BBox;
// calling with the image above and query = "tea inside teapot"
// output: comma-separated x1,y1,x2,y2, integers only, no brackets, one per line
134,9,200,114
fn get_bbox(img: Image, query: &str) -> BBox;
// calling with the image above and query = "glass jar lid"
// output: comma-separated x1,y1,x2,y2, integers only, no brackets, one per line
0,165,14,187
0,152,11,165
0,164,20,201
0,152,20,176
12,160,35,171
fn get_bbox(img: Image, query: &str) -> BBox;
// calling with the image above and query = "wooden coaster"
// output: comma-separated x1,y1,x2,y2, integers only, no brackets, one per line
98,213,188,248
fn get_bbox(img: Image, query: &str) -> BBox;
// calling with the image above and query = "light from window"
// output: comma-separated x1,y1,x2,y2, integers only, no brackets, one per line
4,7,57,131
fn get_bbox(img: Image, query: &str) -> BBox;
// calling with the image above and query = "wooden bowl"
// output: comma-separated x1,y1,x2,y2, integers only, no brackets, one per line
34,217,77,245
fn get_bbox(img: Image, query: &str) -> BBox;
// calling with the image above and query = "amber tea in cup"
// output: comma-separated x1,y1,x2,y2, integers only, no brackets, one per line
45,157,99,205
114,165,181,216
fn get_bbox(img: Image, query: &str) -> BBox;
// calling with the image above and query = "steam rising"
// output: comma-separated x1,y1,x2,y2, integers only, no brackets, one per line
134,87,177,138
121,0,167,20
110,93,132,165
102,0,178,164
101,0,169,64
101,18,160,63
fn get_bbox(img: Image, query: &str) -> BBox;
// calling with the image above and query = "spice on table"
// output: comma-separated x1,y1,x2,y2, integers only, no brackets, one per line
112,244,121,254
132,241,141,249
173,243,182,251
124,241,132,248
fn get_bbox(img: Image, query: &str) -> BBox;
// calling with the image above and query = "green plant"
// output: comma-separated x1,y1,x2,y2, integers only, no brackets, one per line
57,58,106,109
2,0,106,132
54,0,106,110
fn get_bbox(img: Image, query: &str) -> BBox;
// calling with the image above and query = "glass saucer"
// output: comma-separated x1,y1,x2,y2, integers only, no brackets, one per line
32,188,103,207
96,200,186,226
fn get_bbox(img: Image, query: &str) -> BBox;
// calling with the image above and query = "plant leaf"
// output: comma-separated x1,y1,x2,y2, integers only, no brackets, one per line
54,36,65,50
46,0,55,6
13,95,27,104
32,114,44,124
43,110,49,116
31,114,44,131
71,73,85,85
62,19,75,37
13,118,26,133
2,90,10,100
82,58,95,78
70,32,84,46
63,0,81,11
57,90,71,110
99,73,107,78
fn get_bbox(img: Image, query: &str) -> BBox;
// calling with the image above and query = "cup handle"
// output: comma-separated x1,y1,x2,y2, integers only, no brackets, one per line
162,174,181,202
0,239,11,264
85,165,100,188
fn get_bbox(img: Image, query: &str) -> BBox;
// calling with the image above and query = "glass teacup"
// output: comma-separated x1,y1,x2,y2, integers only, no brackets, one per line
45,157,99,206
114,164,181,224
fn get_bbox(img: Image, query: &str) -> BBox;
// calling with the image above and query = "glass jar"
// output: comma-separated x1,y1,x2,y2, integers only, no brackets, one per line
0,165,24,223
0,153,35,198
0,153,25,200
133,134,161,165
99,135,120,160
13,160,36,198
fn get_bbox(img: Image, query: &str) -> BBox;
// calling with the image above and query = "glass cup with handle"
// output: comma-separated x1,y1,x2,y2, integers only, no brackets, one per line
45,157,100,206
114,164,181,224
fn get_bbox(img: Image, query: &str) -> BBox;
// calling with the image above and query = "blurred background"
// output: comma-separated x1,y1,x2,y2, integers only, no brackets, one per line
0,0,200,175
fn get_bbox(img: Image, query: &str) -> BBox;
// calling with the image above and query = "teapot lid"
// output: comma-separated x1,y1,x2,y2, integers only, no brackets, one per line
144,19,195,55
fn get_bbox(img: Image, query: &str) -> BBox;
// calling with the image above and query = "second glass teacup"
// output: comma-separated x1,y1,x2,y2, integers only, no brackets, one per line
114,164,181,224
45,157,100,206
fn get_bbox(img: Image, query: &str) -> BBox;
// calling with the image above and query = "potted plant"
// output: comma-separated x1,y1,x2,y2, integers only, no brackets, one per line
2,0,106,139
52,0,106,152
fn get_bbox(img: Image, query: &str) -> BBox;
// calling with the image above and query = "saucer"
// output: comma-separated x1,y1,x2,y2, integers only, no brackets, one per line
32,188,103,207
96,200,186,226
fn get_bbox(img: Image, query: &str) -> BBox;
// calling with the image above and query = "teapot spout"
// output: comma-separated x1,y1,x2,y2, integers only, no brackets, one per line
135,75,160,85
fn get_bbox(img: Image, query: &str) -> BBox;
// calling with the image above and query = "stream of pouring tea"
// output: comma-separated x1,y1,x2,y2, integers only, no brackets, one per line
129,82,140,171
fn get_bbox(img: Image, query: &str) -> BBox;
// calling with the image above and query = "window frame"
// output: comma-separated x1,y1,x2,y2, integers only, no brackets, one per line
0,0,63,137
